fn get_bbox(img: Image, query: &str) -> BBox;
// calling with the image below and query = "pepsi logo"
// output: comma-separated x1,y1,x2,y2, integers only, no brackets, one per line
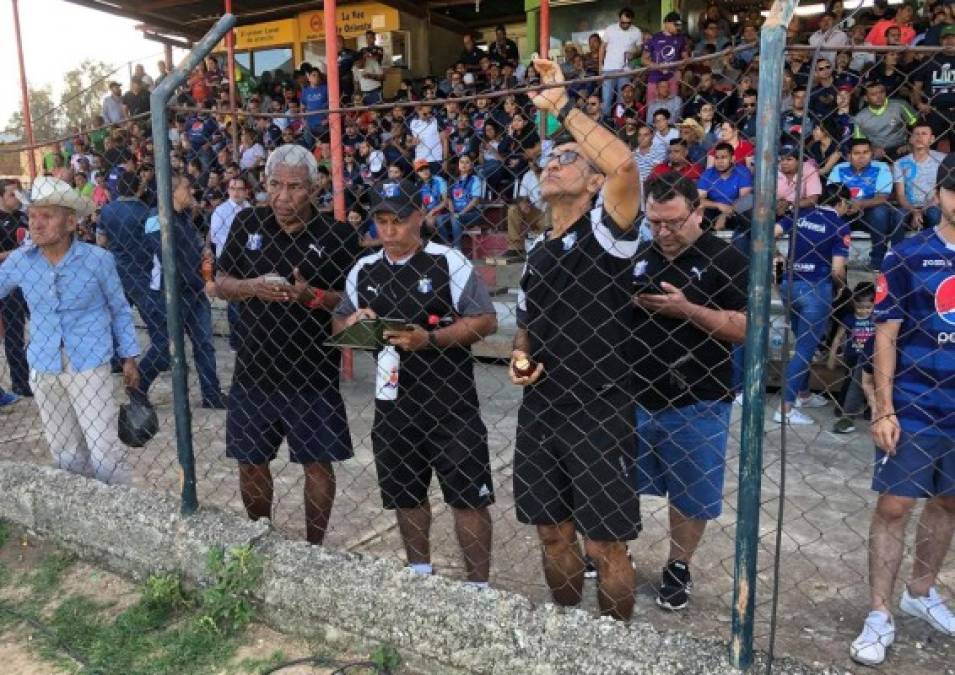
935,275,955,326
875,273,889,305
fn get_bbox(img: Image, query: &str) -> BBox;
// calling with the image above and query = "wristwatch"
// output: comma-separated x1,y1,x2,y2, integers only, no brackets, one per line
556,98,577,124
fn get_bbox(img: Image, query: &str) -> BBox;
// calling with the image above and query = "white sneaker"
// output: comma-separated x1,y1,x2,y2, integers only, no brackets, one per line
794,393,828,408
733,393,744,407
850,610,895,666
900,587,955,636
772,408,815,425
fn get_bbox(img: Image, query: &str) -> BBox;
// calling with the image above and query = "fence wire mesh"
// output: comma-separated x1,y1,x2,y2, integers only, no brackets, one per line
1,8,955,672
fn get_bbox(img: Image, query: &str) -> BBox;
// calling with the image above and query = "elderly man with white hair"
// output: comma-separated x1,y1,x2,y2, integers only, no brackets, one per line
215,144,363,545
0,177,140,484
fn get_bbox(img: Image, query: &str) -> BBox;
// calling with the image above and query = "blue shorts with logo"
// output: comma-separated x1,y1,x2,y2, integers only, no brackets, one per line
226,386,353,465
636,400,732,520
872,424,955,498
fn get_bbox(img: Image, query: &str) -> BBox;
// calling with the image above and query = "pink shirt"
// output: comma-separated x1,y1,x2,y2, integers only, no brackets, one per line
777,160,822,204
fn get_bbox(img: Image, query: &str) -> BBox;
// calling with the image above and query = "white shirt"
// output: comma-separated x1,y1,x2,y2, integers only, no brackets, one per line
102,95,126,125
602,23,643,71
808,28,850,64
358,58,383,92
410,117,443,163
515,169,543,210
239,143,266,170
210,199,250,257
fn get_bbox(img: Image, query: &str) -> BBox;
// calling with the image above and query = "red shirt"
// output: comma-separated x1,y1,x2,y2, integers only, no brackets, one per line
708,139,754,165
650,161,702,181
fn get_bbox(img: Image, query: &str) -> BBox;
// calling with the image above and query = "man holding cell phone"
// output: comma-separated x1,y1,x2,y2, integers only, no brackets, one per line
333,181,498,588
215,144,363,546
631,171,748,611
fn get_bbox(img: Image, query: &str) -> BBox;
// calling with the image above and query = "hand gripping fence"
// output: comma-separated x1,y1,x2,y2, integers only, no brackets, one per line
1,3,954,672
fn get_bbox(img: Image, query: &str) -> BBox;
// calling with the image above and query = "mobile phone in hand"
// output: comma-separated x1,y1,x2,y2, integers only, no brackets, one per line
633,278,665,295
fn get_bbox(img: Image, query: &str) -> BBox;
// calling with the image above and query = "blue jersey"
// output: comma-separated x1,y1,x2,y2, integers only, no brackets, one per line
697,165,753,205
874,229,955,433
828,161,893,200
845,314,876,367
419,176,447,213
450,173,481,212
778,207,851,282
185,115,219,149
300,85,328,130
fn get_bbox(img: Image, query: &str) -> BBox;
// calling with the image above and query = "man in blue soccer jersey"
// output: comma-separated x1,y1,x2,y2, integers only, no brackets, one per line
772,185,851,426
850,154,955,666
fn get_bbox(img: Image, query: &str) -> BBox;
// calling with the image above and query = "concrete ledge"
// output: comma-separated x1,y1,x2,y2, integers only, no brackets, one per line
0,461,834,674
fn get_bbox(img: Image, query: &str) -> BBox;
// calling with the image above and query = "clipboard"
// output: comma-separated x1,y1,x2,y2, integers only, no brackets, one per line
324,317,413,350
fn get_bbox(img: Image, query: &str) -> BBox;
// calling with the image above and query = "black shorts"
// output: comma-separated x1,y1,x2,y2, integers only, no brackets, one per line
372,402,494,510
514,392,641,542
226,386,353,465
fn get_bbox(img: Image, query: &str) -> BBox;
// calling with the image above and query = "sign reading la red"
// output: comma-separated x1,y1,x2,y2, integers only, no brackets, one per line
299,3,400,41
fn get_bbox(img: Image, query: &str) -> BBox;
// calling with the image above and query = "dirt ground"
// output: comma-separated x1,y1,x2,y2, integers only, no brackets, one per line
1,328,953,674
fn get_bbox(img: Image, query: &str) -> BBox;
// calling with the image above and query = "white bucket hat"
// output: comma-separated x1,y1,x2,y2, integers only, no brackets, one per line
29,176,95,219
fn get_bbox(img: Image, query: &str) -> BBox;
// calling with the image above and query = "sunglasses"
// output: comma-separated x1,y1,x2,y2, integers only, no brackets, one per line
543,150,583,166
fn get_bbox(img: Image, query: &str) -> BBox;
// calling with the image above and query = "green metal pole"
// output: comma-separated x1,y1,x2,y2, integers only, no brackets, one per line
730,0,796,669
149,13,237,516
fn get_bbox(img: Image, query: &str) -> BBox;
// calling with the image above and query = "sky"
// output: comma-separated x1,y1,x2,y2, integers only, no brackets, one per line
0,0,181,127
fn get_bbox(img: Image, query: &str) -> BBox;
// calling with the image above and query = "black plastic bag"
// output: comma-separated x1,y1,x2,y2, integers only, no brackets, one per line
118,389,159,447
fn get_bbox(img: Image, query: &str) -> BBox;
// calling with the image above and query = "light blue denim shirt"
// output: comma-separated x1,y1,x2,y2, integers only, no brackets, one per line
0,239,139,374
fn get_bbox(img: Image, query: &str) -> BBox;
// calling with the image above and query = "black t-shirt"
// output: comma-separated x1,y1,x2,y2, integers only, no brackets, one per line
336,242,495,411
122,91,151,118
631,232,748,410
0,209,27,253
459,46,485,70
915,53,955,110
488,39,519,67
218,206,362,394
517,207,639,408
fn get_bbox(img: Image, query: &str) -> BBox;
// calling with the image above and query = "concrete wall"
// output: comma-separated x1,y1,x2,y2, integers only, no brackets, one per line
0,461,834,675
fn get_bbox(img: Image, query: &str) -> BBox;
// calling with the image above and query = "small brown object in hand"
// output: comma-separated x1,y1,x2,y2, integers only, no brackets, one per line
512,357,537,378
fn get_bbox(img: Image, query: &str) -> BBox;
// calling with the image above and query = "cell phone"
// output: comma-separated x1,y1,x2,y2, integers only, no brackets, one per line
632,278,665,295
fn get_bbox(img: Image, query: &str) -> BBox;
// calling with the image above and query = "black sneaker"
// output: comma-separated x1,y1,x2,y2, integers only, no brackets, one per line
656,560,693,611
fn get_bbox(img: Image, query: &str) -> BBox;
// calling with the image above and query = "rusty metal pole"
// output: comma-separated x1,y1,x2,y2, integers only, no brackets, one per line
323,0,353,380
11,0,37,181
730,0,797,669
538,0,550,146
225,0,240,151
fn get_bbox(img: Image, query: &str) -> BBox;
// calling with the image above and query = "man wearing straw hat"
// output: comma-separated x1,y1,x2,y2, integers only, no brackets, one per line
0,177,140,484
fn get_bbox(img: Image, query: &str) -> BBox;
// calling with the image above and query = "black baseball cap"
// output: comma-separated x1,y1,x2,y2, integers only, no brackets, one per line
369,180,422,218
937,152,955,190
664,12,682,24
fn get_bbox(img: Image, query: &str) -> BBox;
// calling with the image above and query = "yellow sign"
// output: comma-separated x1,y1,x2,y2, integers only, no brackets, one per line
298,3,400,41
221,18,297,51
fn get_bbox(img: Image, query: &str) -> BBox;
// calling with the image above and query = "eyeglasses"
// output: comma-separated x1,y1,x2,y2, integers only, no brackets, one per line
543,150,582,166
647,212,692,232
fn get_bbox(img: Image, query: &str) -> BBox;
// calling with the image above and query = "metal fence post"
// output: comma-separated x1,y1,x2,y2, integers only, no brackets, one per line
149,13,237,516
730,0,796,669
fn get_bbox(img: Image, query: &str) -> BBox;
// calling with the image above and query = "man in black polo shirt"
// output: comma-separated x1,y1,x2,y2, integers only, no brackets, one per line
510,58,642,621
333,182,498,586
458,32,485,75
0,179,30,398
631,172,747,611
216,144,362,545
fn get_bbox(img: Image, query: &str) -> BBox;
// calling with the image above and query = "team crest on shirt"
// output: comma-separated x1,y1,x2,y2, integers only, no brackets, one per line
875,273,889,304
417,276,433,294
246,233,262,251
562,232,577,251
633,260,648,278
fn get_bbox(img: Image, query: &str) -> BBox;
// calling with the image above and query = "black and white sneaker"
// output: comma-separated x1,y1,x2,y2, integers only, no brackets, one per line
583,551,635,580
656,560,693,611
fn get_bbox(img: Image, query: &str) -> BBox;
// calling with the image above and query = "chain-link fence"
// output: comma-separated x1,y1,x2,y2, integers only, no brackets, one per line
2,5,955,672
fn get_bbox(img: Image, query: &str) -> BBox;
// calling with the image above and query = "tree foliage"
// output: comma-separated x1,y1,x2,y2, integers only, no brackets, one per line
3,60,116,143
